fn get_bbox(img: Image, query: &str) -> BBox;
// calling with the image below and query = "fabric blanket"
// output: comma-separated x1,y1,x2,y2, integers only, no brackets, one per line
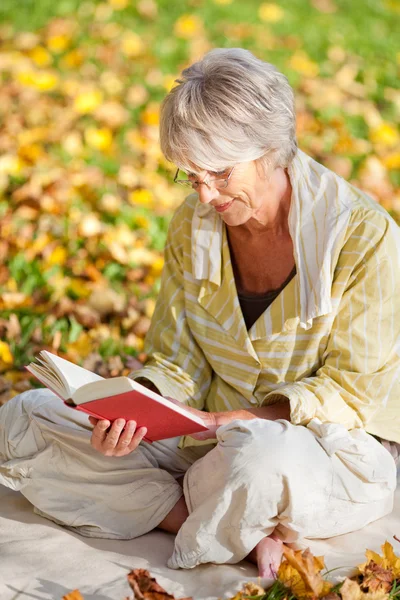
1,475,400,600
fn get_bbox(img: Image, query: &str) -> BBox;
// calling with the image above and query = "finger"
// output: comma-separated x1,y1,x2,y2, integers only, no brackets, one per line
88,416,99,427
115,420,137,450
102,419,126,450
91,419,111,444
126,426,148,451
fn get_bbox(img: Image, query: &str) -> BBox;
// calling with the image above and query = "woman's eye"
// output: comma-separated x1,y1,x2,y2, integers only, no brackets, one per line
212,170,227,177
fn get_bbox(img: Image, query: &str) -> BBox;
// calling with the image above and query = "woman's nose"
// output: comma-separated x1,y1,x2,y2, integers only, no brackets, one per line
197,183,219,204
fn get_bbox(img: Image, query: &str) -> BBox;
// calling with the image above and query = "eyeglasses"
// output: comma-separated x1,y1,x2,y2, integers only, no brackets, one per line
174,166,235,190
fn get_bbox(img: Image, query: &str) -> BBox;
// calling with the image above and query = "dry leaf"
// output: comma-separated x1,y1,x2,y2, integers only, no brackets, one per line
361,562,393,593
359,542,400,578
63,591,84,600
278,546,333,598
340,577,389,600
127,568,192,600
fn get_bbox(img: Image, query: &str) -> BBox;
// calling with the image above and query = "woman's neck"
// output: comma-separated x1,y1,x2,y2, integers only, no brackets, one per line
227,168,292,238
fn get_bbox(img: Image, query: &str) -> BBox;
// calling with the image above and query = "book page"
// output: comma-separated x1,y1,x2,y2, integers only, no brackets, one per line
26,362,70,400
38,351,104,398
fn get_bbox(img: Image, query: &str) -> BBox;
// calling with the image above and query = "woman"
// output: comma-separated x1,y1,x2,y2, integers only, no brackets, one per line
1,48,399,578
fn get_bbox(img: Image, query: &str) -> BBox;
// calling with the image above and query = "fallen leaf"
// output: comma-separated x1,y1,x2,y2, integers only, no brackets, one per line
340,577,389,600
62,591,84,600
359,542,400,578
278,546,332,598
361,561,393,593
127,568,192,600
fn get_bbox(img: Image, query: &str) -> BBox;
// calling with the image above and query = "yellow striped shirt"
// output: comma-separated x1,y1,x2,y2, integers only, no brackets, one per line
130,150,400,445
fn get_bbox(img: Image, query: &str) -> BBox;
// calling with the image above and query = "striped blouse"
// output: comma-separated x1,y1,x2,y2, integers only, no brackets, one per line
130,149,400,446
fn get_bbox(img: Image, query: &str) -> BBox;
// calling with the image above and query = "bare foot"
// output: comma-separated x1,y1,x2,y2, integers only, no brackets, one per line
247,535,284,578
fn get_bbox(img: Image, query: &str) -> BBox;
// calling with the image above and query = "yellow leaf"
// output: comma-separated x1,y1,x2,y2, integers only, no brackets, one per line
74,89,103,114
47,246,68,266
68,279,91,299
141,102,160,126
120,32,145,57
213,0,233,4
134,215,150,229
370,123,400,148
17,70,59,91
150,256,164,277
61,49,84,69
0,154,24,176
278,560,309,598
163,75,178,92
278,547,332,599
359,542,400,578
174,14,204,39
47,34,70,53
66,333,93,360
259,3,285,22
18,143,43,163
84,127,113,151
289,52,319,77
129,189,153,207
383,152,400,170
0,342,13,365
29,46,52,67
108,0,129,9
144,298,156,319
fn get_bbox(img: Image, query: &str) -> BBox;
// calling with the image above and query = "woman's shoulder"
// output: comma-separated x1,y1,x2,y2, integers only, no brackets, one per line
342,196,400,265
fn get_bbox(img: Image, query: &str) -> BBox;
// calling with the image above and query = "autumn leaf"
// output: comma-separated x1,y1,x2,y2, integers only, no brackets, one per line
361,562,394,593
62,591,84,600
127,568,192,600
340,577,389,600
359,542,400,579
278,546,333,598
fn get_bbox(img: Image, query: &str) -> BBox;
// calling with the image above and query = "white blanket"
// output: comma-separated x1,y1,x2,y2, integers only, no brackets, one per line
1,478,400,600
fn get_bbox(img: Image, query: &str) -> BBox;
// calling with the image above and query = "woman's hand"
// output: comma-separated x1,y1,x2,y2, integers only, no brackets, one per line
165,397,219,440
88,416,148,457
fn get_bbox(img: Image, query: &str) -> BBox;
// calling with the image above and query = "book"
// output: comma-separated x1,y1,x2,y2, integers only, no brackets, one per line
26,351,208,443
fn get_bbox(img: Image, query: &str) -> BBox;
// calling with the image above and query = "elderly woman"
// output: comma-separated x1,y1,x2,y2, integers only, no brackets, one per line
1,48,400,577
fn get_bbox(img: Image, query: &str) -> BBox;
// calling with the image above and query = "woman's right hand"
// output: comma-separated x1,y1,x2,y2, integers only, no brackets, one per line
89,416,148,457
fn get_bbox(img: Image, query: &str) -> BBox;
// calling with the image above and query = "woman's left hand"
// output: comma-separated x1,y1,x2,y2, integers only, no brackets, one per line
165,397,219,440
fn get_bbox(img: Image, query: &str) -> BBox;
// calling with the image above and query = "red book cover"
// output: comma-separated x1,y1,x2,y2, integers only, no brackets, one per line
72,389,209,443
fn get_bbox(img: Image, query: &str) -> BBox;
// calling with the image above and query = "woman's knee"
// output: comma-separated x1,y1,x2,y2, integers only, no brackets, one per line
214,418,315,480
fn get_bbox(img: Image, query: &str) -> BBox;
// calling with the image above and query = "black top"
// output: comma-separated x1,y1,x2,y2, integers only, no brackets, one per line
237,266,296,330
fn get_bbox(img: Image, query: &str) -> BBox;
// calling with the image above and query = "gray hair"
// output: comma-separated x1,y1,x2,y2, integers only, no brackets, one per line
160,48,297,175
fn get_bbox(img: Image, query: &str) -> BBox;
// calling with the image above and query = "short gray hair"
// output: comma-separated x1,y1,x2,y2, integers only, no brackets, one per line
160,48,297,174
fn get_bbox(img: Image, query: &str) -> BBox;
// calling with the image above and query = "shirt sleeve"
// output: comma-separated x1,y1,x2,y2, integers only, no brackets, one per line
129,211,212,409
264,217,400,431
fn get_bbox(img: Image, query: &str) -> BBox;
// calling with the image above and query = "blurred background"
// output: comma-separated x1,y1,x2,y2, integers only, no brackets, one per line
0,0,399,401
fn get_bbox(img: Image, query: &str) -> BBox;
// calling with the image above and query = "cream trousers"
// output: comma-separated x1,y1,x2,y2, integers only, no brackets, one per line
0,389,397,569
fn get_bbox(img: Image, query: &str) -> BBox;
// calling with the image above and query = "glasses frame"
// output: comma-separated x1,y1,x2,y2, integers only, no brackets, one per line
174,166,235,190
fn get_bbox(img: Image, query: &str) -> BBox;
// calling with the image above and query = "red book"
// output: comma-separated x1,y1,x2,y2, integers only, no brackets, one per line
26,351,208,443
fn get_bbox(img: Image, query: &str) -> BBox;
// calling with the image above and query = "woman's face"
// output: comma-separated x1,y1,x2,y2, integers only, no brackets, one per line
191,160,287,227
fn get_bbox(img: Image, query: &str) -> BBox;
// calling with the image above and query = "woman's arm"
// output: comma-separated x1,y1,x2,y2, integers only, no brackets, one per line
90,204,213,456
264,217,400,434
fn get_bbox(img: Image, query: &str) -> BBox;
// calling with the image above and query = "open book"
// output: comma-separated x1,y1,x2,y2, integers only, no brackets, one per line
26,351,208,443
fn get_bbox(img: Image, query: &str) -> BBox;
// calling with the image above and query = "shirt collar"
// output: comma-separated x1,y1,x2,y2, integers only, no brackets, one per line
191,149,352,329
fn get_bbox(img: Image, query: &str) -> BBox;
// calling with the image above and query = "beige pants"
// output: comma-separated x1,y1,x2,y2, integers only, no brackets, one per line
0,389,396,569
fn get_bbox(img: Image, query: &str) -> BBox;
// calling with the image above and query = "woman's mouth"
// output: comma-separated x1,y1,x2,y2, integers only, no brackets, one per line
214,200,234,213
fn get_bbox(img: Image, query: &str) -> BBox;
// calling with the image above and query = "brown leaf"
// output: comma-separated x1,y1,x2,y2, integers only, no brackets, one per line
361,561,393,593
127,569,192,600
340,577,389,600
